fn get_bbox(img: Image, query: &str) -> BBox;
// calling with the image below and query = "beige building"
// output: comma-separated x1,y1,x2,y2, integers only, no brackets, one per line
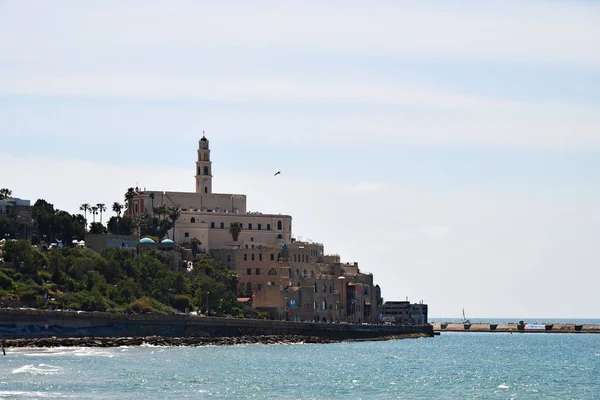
127,135,383,322
126,135,292,249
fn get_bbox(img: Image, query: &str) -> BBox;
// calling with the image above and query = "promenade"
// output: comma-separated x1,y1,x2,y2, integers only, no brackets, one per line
432,322,600,334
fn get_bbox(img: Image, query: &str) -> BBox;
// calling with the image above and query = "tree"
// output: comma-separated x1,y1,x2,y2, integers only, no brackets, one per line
0,188,12,201
190,237,202,256
107,216,133,235
90,206,98,223
229,222,241,241
124,188,135,216
89,222,107,235
149,193,155,217
168,206,181,241
79,203,90,230
112,202,123,218
97,203,107,223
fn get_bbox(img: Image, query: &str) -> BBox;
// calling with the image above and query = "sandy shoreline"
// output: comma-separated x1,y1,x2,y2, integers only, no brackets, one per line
1,333,428,348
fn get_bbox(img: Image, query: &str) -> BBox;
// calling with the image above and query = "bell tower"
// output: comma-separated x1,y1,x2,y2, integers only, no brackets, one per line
195,132,212,194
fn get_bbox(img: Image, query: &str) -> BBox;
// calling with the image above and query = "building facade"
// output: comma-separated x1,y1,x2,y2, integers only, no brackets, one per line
124,135,426,323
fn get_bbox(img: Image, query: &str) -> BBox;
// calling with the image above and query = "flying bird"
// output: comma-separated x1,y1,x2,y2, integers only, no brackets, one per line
274,171,281,176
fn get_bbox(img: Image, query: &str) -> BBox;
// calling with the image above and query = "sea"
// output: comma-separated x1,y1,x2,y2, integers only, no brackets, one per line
1,330,599,399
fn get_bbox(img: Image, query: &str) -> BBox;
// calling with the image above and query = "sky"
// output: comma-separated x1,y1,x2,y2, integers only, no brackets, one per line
1,0,599,319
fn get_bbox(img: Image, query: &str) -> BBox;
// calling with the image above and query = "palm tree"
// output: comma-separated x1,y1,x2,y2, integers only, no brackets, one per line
90,206,99,223
229,222,242,242
190,237,202,256
124,187,135,216
0,188,12,201
156,204,168,220
80,203,90,229
168,206,181,241
149,193,155,216
112,202,123,218
97,203,107,223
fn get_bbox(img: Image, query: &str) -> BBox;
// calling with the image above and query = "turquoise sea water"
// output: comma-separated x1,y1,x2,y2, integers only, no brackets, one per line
1,332,599,399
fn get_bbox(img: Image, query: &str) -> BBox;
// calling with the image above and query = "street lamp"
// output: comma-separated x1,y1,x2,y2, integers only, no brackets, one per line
205,291,210,316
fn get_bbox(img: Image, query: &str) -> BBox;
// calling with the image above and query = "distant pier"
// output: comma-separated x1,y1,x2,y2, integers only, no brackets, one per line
433,322,600,334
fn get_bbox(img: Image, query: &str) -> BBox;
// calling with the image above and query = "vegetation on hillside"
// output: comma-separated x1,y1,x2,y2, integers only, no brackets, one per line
0,240,253,317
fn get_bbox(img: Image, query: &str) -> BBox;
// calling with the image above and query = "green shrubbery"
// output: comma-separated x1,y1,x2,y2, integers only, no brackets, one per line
1,240,244,316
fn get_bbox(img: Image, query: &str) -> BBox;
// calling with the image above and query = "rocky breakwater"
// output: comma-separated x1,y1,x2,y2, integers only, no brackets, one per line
2,332,430,348
2,335,338,348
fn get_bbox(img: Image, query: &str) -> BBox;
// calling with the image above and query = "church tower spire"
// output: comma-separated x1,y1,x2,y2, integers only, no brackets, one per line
195,132,212,194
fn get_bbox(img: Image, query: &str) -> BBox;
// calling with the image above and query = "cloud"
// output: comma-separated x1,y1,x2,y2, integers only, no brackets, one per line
2,1,599,64
419,223,450,239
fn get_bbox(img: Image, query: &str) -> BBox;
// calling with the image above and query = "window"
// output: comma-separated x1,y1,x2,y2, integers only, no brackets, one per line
203,166,209,175
258,223,262,230
270,253,274,261
267,224,271,230
246,282,252,291
248,223,252,230
204,187,208,193
252,254,255,261
220,222,224,229
251,237,254,242
246,268,251,275
190,217,196,223
314,283,317,293
244,254,247,261
268,268,277,275
257,284,262,290
240,223,243,229
227,255,231,262
255,268,260,275
294,255,297,262
323,284,326,293
277,220,282,230
210,222,215,228
259,254,262,261
184,232,189,237
329,285,332,293
277,234,283,239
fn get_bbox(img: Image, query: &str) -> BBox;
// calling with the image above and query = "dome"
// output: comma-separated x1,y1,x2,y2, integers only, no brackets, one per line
282,243,288,249
140,237,155,244
161,239,174,244
200,136,208,142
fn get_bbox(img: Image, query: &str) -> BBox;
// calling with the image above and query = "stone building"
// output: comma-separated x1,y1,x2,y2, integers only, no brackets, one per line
125,135,292,249
126,135,384,322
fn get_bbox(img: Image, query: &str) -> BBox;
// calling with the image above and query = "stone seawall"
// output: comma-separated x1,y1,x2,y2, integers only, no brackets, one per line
433,322,600,334
0,309,433,340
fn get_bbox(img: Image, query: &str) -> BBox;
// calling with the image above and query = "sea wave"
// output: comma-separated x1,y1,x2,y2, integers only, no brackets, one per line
11,363,62,375
0,391,74,398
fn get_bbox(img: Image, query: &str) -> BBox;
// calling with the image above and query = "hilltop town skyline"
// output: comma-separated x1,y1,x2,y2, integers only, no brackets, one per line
2,1,600,318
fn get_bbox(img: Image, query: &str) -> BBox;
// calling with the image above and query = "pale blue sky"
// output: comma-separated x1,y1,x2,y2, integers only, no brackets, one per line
1,0,599,318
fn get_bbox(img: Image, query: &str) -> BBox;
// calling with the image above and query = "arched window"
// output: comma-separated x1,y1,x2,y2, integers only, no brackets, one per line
204,166,209,175
268,268,277,275
277,220,282,230
190,217,196,223
322,300,327,310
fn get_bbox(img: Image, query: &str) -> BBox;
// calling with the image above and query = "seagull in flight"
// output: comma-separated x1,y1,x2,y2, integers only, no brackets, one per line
274,171,281,176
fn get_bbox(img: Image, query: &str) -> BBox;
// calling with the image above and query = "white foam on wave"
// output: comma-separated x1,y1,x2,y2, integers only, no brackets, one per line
0,390,74,398
11,363,62,375
19,347,115,358
498,384,510,389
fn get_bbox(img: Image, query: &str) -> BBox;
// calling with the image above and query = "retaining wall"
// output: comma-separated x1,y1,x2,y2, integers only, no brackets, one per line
0,309,433,339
